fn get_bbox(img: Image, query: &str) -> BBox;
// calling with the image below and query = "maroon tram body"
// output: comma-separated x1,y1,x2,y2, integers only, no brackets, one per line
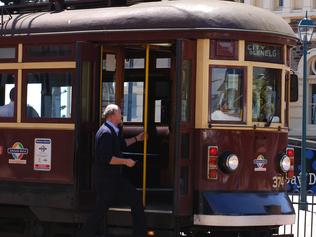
0,1,298,236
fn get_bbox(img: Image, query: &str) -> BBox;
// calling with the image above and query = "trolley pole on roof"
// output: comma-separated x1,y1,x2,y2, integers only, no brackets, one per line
142,44,150,207
298,12,315,210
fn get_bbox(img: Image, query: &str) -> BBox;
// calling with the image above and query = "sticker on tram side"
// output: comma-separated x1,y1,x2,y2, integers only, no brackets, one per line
7,142,28,164
34,138,52,171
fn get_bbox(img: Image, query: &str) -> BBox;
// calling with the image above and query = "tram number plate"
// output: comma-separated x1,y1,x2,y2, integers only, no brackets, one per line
272,176,285,189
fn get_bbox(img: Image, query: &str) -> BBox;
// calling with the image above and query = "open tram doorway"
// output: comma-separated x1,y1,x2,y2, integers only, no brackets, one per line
76,40,196,229
101,44,175,210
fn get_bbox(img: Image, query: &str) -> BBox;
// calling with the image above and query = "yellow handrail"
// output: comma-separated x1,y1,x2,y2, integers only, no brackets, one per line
142,44,150,207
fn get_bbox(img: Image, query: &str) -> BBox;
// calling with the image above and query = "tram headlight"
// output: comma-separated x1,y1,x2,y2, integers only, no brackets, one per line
225,154,239,172
280,155,291,172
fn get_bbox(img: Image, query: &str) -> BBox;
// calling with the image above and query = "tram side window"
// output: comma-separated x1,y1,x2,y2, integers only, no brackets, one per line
24,44,74,61
25,71,73,119
0,73,16,118
102,54,116,111
209,67,244,122
252,68,281,123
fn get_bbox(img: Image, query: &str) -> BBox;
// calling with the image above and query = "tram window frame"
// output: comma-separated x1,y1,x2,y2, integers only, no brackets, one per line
0,71,17,122
210,40,238,60
209,66,247,124
21,69,75,123
0,46,17,63
23,43,75,62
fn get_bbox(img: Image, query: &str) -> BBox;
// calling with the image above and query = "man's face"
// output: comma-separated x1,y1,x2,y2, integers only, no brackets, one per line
112,109,122,124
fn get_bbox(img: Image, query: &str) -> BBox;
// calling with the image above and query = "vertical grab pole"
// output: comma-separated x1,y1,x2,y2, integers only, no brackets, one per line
142,44,150,207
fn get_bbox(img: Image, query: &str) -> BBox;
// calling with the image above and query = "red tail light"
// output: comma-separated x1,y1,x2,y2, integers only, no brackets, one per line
207,146,218,180
286,147,295,178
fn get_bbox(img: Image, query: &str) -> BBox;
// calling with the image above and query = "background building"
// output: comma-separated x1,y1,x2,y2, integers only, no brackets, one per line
233,0,316,139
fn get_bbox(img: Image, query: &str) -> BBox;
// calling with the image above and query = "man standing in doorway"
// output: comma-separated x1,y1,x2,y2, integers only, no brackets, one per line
78,104,147,237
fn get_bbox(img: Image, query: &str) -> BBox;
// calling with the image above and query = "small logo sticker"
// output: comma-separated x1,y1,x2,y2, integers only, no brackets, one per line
7,142,28,164
253,154,267,172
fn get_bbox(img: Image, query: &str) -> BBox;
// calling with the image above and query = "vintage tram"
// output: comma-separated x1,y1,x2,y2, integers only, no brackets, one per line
0,0,298,236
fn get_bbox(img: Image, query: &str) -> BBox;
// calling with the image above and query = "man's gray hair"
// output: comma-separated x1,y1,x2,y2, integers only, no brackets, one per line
103,104,120,119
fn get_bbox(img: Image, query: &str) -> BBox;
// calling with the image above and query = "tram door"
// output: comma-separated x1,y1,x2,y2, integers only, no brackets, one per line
173,40,196,216
75,42,101,196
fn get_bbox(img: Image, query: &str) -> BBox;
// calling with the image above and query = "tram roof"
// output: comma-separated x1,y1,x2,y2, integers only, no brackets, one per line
1,0,297,39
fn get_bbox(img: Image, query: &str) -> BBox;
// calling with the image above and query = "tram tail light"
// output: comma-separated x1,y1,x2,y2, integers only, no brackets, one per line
207,146,218,180
286,147,295,178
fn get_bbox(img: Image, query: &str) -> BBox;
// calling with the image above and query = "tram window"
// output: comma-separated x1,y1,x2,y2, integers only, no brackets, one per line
24,44,74,61
252,68,281,123
311,84,316,125
25,71,73,119
124,58,145,69
0,73,16,118
0,47,16,60
102,54,116,111
209,67,244,122
123,82,144,122
210,40,238,60
156,58,171,69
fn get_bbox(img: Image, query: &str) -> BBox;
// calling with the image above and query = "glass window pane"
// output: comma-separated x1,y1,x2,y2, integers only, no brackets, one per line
102,53,116,111
252,68,281,123
156,58,171,69
123,82,144,122
124,58,145,69
0,48,16,59
181,60,191,122
210,67,244,122
0,73,15,118
26,72,72,119
25,44,73,59
311,85,316,124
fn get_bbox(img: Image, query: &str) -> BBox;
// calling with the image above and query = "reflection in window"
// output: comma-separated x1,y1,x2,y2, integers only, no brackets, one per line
311,85,316,124
156,58,171,69
252,68,281,123
0,48,16,59
210,67,244,122
0,73,15,118
123,82,144,122
102,54,116,112
125,58,145,69
181,60,191,122
26,72,72,118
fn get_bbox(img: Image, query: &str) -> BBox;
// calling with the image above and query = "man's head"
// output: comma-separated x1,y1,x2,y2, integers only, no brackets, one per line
9,87,15,102
103,104,122,125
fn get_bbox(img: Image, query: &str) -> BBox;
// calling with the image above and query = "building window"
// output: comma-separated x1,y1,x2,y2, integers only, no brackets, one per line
293,0,302,10
273,0,283,10
254,0,262,7
0,73,16,119
311,84,316,124
252,68,282,123
25,71,73,119
209,67,245,122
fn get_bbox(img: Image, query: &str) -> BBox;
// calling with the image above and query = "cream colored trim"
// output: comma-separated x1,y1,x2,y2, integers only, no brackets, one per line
209,59,290,70
17,69,22,123
194,214,295,227
0,62,76,70
238,40,245,62
210,125,288,132
0,123,75,130
18,44,23,63
195,39,210,128
281,69,285,127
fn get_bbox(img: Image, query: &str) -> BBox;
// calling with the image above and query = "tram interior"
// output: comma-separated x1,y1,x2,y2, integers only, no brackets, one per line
101,44,174,210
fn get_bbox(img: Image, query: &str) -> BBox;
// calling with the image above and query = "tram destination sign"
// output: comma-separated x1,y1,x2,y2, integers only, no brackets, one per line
245,42,283,64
